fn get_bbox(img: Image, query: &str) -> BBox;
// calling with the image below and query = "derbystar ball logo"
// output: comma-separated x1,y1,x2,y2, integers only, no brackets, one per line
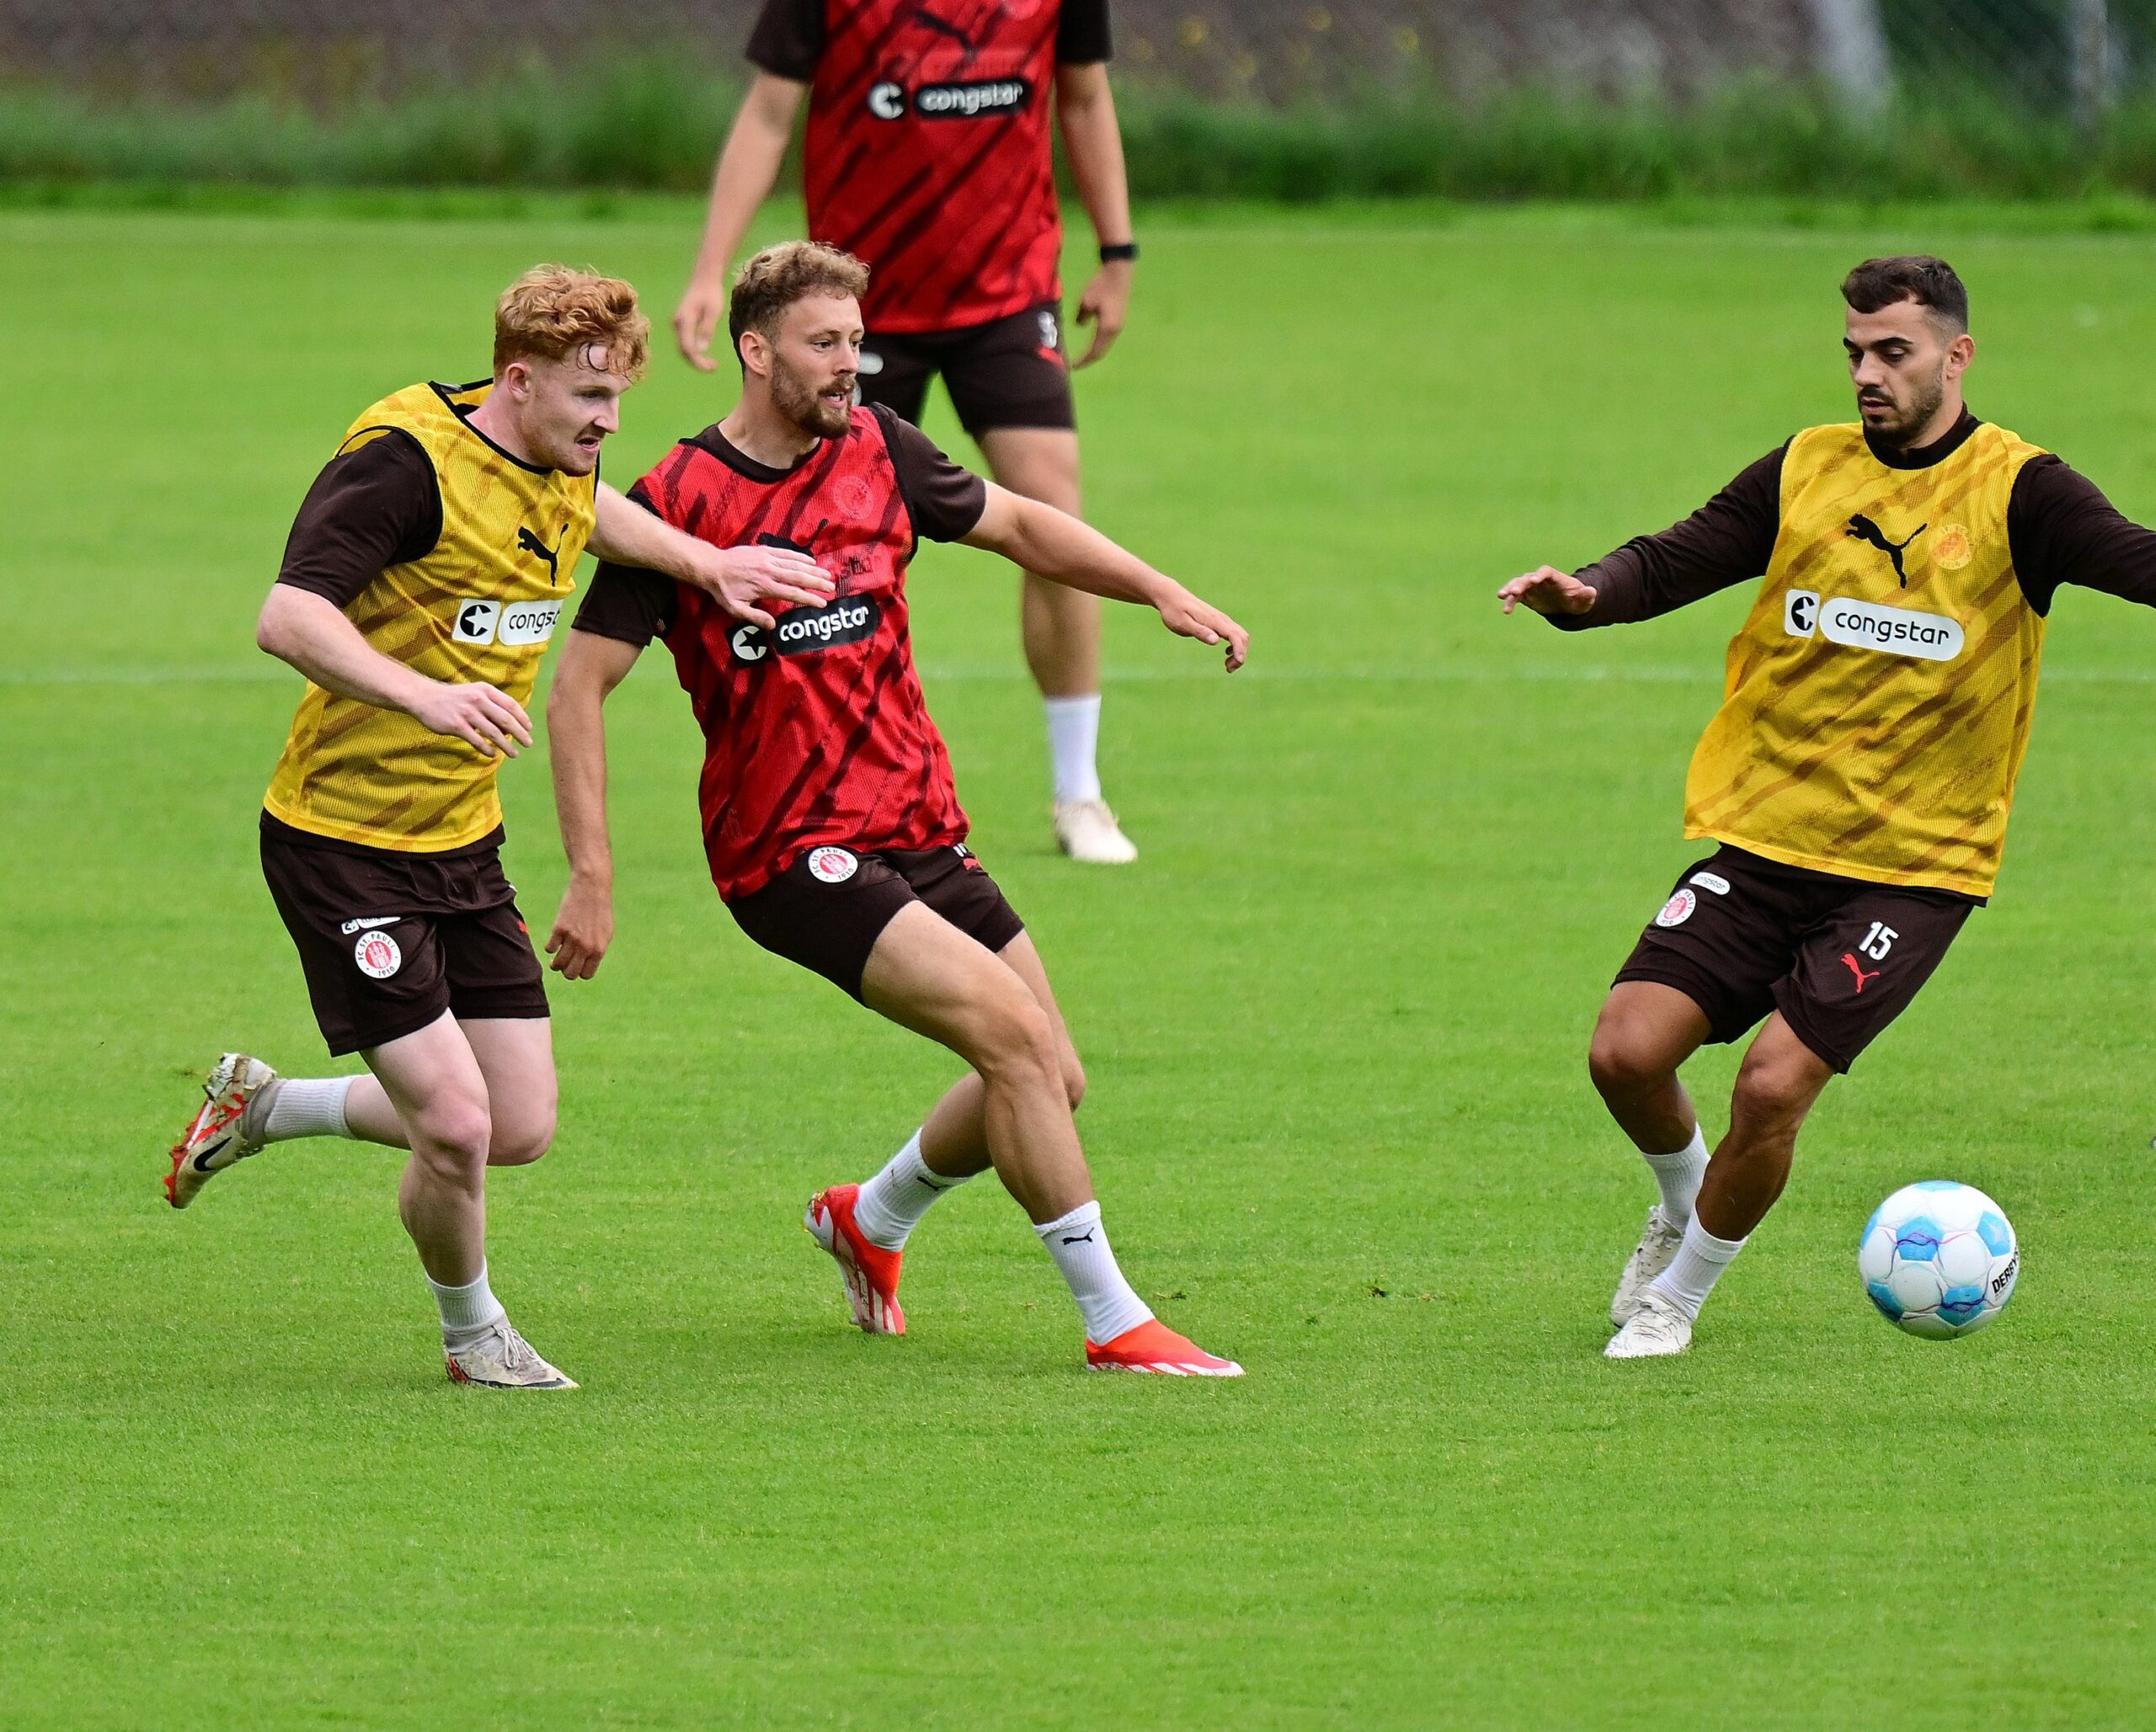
1782,591,1963,661
730,597,881,665
867,77,1031,120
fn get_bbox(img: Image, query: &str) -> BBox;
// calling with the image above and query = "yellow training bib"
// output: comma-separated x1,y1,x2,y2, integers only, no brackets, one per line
1683,420,2047,898
264,381,596,852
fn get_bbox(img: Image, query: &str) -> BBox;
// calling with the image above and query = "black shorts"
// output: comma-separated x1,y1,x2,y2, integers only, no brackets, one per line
259,813,548,1056
857,301,1075,435
1614,845,1977,1073
728,843,1026,1001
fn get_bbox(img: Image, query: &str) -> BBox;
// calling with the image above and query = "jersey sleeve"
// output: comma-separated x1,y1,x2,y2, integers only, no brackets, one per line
746,0,824,79
275,429,443,608
870,405,989,542
2006,454,2156,616
1550,443,1789,631
571,485,680,646
1057,0,1113,64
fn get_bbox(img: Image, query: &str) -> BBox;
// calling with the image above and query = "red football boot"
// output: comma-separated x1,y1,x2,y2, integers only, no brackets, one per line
804,1184,906,1335
1086,1319,1244,1377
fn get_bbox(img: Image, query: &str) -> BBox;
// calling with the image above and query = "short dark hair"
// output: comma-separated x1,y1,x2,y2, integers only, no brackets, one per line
1841,256,1969,333
728,240,870,369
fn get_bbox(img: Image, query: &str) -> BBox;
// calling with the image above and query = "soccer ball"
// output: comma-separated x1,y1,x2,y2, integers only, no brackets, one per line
1857,1180,2019,1340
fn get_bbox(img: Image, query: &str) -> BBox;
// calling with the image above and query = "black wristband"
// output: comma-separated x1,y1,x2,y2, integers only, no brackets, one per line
1098,241,1139,263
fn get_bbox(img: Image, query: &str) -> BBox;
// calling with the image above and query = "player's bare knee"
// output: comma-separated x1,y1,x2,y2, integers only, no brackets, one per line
411,1095,493,1175
488,1111,554,1167
972,992,1062,1090
1060,1048,1087,1111
1588,1021,1666,1100
1730,1056,1816,1132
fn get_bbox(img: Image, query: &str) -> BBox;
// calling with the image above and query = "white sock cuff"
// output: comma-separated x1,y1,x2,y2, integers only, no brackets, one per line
427,1263,505,1335
1033,1199,1103,1241
1680,1214,1746,1262
1642,1126,1708,1170
263,1075,357,1143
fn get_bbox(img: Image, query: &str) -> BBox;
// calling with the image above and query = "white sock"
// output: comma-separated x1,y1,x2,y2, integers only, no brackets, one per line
1043,693,1103,805
428,1262,507,1344
1034,1200,1153,1344
1646,1214,1747,1321
851,1130,970,1250
257,1075,358,1143
1640,1126,1709,1224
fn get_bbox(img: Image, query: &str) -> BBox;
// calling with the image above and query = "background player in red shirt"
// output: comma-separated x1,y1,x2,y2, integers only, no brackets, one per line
550,243,1246,1373
672,0,1145,865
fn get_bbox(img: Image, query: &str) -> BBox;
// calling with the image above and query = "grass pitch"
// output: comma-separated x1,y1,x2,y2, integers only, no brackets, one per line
7,200,2156,1728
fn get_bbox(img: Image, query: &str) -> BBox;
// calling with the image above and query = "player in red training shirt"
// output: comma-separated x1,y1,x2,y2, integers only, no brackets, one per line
672,0,1146,866
548,243,1246,1375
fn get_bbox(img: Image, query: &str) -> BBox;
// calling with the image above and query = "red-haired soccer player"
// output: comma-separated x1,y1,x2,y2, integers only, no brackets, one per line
673,0,1145,864
549,243,1247,1374
164,267,830,1388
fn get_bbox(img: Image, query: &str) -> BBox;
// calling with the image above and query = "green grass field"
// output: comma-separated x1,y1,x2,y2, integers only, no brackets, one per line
8,200,2156,1728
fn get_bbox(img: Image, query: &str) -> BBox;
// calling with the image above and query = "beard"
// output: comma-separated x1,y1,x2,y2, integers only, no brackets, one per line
771,358,854,439
1865,363,1947,448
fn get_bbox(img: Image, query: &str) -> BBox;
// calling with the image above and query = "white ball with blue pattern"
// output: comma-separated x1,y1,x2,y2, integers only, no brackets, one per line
1857,1180,2019,1339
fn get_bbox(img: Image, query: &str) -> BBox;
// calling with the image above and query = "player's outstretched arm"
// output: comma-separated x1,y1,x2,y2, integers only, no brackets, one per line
1056,61,1134,370
1497,566,1599,618
675,74,808,372
256,584,533,758
543,628,643,979
963,483,1247,670
591,482,832,627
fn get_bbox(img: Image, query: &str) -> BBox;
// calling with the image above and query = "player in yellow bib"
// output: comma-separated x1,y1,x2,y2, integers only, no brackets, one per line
164,265,832,1389
1502,255,2156,1358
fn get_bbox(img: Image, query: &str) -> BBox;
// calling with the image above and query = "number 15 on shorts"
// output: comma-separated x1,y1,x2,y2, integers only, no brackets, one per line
1858,921,1897,961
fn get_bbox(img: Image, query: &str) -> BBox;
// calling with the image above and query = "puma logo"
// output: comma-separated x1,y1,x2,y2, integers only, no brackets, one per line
1846,514,1926,587
1840,953,1881,993
913,6,979,61
516,525,562,584
1059,1230,1097,1246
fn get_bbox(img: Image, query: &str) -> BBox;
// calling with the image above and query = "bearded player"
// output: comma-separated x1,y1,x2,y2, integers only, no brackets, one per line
163,265,832,1390
1502,255,2156,1359
550,242,1247,1375
673,0,1145,865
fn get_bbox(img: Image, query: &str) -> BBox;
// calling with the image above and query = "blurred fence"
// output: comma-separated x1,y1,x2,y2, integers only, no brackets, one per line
6,2,2156,120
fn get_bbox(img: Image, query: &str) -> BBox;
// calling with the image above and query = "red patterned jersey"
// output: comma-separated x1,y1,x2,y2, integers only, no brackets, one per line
749,0,1112,333
572,406,990,901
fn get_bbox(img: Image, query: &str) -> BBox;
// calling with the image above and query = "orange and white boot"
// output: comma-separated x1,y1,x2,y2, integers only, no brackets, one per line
165,1052,278,1210
804,1184,906,1335
1086,1319,1244,1377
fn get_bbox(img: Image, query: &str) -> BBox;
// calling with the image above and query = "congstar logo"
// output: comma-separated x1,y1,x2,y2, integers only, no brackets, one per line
730,598,881,664
868,77,1031,119
451,598,562,648
1782,590,1964,661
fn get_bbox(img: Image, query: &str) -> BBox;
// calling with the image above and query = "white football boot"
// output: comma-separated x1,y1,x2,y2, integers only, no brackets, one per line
1053,797,1139,865
1609,1205,1688,1328
444,1320,578,1390
1604,1289,1694,1359
165,1053,280,1209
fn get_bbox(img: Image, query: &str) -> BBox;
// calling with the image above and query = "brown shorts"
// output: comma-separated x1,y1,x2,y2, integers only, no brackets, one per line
1614,845,1977,1073
259,813,548,1056
728,843,1026,1001
857,301,1075,435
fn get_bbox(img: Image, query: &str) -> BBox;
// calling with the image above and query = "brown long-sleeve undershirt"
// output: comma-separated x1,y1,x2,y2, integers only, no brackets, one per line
1550,410,2156,628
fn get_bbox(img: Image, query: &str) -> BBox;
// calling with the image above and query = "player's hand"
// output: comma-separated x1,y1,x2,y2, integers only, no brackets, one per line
1156,583,1249,672
681,543,837,630
545,873,615,980
408,680,533,758
674,276,728,374
1073,261,1133,369
1498,565,1598,617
